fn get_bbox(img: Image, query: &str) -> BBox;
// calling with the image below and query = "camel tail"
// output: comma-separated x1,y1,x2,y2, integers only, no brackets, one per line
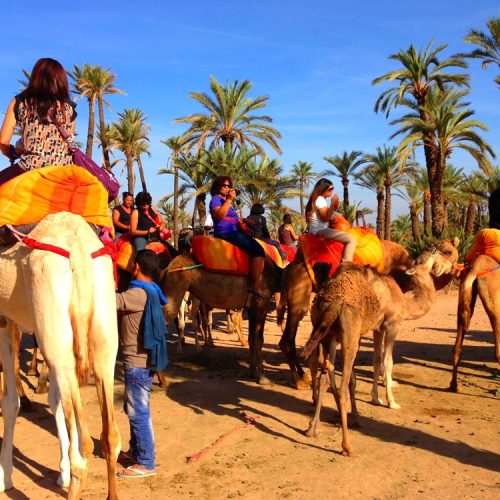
302,302,341,359
68,235,95,386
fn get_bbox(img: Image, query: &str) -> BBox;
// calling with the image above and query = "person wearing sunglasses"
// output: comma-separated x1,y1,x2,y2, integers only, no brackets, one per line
209,176,267,299
305,177,356,262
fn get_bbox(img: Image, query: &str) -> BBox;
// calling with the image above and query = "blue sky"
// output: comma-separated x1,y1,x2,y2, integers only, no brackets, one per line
1,0,499,219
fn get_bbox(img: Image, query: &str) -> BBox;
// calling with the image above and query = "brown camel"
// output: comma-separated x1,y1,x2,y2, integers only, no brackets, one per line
277,239,414,389
160,253,280,383
450,254,500,391
302,238,459,456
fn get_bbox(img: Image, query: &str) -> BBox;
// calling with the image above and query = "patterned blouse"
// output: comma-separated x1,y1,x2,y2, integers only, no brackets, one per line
14,95,77,171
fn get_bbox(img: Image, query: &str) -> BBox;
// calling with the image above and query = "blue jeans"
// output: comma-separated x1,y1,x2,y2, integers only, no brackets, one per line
123,366,155,469
133,236,148,252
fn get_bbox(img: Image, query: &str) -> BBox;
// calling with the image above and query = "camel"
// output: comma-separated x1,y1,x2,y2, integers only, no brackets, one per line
175,294,246,352
160,252,280,383
277,239,414,388
0,212,120,499
302,238,459,456
450,254,500,392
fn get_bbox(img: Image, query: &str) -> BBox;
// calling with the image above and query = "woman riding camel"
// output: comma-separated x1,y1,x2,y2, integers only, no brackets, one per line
209,176,267,299
130,191,176,257
113,191,134,240
305,177,356,262
278,213,299,250
0,57,77,185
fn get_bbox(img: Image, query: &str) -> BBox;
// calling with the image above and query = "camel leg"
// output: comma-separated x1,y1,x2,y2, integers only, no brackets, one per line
204,306,214,348
382,324,400,409
191,298,202,352
11,325,32,412
48,377,70,488
248,297,271,385
478,280,500,367
176,293,188,354
35,360,50,394
27,333,40,376
0,323,20,492
305,368,329,438
228,310,247,347
338,318,361,457
450,276,477,392
371,329,384,405
279,305,309,389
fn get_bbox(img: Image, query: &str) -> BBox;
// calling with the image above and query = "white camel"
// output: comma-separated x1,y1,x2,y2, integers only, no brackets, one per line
0,212,120,499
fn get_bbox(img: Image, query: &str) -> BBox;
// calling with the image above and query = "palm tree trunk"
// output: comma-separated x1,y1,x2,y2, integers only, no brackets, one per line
136,155,147,192
443,200,449,228
423,192,432,236
384,184,392,240
299,179,304,217
376,189,385,239
97,98,112,171
126,155,134,194
86,96,96,158
342,178,349,207
191,202,197,228
197,194,207,227
409,201,420,242
173,165,179,247
464,198,477,235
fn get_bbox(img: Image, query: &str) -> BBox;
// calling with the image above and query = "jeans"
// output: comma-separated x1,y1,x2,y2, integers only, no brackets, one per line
133,236,148,252
123,366,155,469
317,227,357,262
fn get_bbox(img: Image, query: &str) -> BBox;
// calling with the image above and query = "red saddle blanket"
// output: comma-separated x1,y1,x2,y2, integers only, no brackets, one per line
115,234,171,273
191,235,283,276
300,227,384,286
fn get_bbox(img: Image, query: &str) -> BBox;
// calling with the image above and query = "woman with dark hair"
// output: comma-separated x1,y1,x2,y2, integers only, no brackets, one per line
278,213,299,249
305,177,356,262
113,191,135,240
0,58,77,184
245,203,287,261
209,176,267,299
129,192,173,254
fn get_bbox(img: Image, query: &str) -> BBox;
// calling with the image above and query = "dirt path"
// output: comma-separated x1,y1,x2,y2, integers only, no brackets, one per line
7,288,500,499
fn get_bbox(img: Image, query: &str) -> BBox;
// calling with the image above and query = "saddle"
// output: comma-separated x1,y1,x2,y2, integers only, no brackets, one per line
300,223,384,287
190,235,283,276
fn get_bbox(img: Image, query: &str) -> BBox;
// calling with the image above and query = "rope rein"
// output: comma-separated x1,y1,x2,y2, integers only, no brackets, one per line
5,224,114,260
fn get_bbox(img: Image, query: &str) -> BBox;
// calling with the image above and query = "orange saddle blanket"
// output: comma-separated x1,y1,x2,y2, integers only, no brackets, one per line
300,226,384,286
0,165,112,229
191,235,283,276
115,235,170,273
465,228,500,264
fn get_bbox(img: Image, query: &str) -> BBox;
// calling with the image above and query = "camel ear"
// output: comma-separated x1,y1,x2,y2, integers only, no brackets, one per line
452,236,460,248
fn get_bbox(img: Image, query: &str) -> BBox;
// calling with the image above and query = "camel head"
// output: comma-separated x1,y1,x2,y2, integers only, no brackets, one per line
415,237,460,278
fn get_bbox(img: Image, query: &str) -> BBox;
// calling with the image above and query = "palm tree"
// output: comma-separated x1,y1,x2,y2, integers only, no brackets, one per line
173,76,282,155
372,41,469,236
462,16,500,88
159,153,214,227
363,145,407,240
69,64,125,166
354,167,386,238
162,136,187,247
401,180,423,242
391,86,494,234
291,161,316,216
322,150,365,207
108,109,150,193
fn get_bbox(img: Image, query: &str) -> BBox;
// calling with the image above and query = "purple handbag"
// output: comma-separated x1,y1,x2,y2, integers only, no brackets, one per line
53,117,120,202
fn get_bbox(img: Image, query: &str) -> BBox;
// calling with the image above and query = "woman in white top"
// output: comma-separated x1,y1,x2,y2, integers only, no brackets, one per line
305,178,356,262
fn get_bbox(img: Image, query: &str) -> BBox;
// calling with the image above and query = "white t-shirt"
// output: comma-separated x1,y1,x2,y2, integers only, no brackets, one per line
308,196,329,234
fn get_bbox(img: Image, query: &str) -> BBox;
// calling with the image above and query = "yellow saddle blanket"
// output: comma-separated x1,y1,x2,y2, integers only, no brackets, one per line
0,165,112,229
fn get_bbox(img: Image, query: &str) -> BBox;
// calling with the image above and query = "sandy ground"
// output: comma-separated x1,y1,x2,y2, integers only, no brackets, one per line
5,287,500,499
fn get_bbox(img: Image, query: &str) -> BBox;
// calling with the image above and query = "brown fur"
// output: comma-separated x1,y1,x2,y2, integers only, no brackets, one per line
277,240,416,388
303,240,459,456
450,254,500,391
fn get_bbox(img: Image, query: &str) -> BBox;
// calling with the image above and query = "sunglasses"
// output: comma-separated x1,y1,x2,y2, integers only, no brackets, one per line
221,184,232,188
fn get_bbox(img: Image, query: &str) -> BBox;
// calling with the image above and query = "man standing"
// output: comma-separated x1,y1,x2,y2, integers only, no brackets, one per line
116,249,168,478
